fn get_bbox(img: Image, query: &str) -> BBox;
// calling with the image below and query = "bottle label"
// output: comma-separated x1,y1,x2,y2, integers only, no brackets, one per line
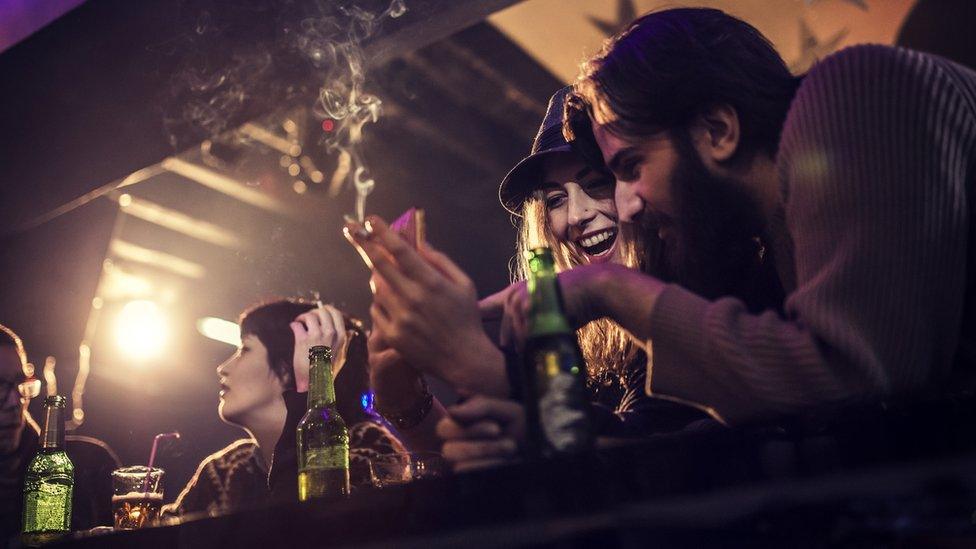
535,350,591,453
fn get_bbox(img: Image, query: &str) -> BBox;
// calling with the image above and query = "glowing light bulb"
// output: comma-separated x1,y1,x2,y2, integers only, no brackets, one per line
197,317,241,347
115,300,167,360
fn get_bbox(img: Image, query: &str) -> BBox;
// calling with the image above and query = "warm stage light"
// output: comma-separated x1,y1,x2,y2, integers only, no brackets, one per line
115,300,167,360
197,317,241,347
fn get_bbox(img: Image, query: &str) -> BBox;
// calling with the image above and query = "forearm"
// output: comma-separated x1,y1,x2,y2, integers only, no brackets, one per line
591,265,665,343
646,285,872,424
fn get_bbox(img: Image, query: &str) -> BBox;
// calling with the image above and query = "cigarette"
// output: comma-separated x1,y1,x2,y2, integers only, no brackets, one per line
343,214,373,239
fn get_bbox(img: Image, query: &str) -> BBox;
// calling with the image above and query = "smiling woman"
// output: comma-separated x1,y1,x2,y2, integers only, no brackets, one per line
538,158,619,262
501,87,703,436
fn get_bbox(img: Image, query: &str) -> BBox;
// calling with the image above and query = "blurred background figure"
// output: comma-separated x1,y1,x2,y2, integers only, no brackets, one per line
0,323,119,542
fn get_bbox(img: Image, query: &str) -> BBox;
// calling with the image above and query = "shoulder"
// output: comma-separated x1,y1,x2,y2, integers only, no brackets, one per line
801,44,974,96
810,44,935,79
161,439,258,517
205,438,259,468
780,44,976,192
182,439,259,491
791,44,975,122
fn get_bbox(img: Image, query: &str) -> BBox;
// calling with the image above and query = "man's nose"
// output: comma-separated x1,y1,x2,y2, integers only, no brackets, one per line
615,181,643,223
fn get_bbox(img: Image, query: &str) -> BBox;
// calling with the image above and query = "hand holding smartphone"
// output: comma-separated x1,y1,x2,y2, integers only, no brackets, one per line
389,207,426,250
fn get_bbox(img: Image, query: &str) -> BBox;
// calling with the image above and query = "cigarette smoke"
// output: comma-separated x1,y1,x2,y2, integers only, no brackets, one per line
163,0,407,222
292,0,407,221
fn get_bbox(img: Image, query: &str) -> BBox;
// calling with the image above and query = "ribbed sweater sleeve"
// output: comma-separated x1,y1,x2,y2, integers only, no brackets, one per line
647,45,975,424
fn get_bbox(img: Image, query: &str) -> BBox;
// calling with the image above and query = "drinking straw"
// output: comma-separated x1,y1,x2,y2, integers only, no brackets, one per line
142,432,180,493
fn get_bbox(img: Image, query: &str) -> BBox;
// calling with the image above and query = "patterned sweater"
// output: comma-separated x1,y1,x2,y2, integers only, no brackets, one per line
162,418,405,519
647,45,976,424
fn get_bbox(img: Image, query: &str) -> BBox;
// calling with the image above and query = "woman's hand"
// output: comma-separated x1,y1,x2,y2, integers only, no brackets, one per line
437,395,525,472
290,304,350,393
345,217,507,398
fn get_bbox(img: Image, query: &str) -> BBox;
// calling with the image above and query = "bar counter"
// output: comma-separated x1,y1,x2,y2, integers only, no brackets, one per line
59,400,976,547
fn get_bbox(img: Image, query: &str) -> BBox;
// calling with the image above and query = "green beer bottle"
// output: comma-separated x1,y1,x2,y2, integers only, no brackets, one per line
22,395,74,546
297,345,350,501
521,247,594,458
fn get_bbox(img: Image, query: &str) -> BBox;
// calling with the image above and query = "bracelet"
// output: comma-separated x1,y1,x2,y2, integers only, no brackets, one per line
376,378,434,431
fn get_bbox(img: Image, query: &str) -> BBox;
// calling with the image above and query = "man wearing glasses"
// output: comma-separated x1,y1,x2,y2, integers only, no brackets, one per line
1,324,119,541
1,323,42,540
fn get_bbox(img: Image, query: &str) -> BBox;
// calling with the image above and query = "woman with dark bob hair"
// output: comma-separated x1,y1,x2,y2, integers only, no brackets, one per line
163,299,404,519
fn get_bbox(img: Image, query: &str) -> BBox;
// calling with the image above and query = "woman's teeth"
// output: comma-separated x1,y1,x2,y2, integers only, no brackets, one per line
577,229,617,255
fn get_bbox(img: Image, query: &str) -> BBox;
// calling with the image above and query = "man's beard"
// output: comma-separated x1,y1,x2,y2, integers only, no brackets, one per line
642,130,777,307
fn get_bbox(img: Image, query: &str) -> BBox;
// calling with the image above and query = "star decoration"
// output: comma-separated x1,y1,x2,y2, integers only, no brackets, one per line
789,17,849,73
587,0,637,37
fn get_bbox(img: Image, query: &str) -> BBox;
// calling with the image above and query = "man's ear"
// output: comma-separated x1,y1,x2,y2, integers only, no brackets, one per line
690,104,741,164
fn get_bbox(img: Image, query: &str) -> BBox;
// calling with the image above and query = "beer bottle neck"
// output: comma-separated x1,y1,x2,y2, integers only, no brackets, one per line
41,401,66,449
526,248,572,337
308,352,337,409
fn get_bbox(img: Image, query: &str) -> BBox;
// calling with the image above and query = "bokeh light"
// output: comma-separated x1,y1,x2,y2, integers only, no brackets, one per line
196,317,241,347
115,300,168,360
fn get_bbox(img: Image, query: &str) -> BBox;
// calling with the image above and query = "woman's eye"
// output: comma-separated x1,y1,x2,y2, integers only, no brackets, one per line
545,194,567,210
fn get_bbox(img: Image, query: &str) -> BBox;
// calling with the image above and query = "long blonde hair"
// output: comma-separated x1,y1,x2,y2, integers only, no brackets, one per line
512,193,656,386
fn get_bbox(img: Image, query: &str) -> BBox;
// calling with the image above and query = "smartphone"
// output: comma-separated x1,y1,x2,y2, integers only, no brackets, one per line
389,207,426,250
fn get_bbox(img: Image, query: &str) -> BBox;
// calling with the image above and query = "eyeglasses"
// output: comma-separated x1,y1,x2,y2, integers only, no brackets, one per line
1,377,41,400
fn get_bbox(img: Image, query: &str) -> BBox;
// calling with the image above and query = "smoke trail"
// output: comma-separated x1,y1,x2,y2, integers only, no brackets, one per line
292,0,407,221
161,1,406,220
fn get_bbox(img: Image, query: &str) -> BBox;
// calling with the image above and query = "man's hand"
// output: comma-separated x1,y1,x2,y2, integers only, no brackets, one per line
367,330,428,412
290,304,350,393
480,263,630,352
345,216,507,397
437,396,525,472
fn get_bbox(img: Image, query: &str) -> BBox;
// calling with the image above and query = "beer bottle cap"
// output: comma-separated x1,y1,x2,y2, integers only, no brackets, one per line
309,345,333,359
